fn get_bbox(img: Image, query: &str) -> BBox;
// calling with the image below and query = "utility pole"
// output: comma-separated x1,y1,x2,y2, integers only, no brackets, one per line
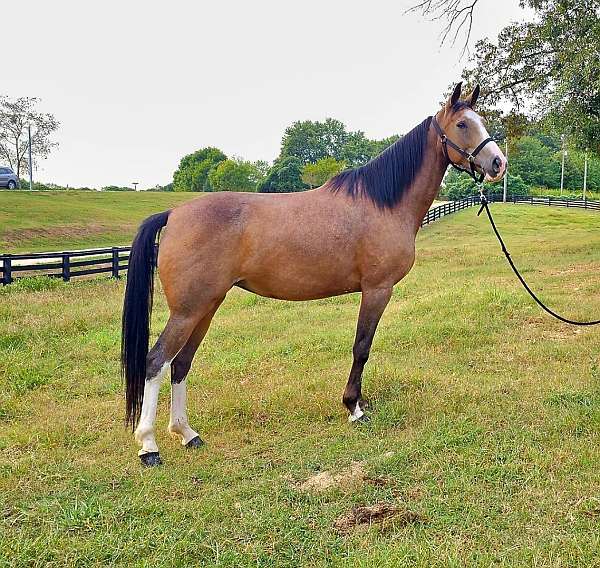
28,125,33,191
560,134,565,197
503,138,508,202
583,148,588,200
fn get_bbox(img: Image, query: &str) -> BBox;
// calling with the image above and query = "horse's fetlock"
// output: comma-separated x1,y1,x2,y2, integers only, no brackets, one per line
135,424,153,444
343,392,358,410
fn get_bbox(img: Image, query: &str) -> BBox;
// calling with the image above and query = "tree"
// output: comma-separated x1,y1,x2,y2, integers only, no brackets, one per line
509,136,560,188
441,168,529,200
207,158,266,192
0,96,59,179
369,135,401,157
172,147,226,192
258,156,307,193
280,118,350,164
301,157,346,188
440,169,479,200
102,185,134,192
280,117,400,169
152,183,174,192
416,0,600,153
562,147,600,192
340,132,401,167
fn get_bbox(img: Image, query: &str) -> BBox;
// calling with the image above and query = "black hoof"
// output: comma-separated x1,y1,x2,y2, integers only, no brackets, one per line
185,435,204,449
140,452,162,467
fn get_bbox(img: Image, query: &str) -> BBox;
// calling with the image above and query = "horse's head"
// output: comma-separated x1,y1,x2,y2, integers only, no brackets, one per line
436,82,507,182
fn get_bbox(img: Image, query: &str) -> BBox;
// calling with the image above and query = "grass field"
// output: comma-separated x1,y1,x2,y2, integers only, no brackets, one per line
0,191,199,253
1,202,600,566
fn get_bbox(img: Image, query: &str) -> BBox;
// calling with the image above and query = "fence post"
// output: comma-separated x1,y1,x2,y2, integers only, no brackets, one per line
61,254,70,282
112,247,120,279
1,254,12,285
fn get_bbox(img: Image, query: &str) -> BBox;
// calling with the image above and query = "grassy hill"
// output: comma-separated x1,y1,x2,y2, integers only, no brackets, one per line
0,190,200,253
1,204,600,566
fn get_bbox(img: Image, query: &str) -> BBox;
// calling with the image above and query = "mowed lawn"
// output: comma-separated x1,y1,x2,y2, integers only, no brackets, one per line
1,203,600,566
0,190,199,253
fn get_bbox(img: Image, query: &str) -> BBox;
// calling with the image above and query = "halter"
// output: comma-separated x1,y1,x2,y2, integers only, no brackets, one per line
431,115,494,183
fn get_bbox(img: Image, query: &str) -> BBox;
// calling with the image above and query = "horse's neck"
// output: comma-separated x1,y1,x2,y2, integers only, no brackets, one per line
398,128,448,228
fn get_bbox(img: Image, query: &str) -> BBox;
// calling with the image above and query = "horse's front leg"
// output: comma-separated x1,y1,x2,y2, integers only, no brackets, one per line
343,287,392,422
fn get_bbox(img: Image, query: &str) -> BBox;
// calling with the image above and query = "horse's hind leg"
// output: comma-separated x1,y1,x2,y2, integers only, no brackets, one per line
168,299,224,448
134,315,200,466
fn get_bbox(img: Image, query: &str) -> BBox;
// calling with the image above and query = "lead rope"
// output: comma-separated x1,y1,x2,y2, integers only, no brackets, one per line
477,188,600,326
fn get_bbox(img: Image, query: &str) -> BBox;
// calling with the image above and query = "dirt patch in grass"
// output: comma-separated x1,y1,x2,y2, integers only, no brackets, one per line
550,263,600,276
523,317,584,341
333,503,424,533
298,452,397,493
299,461,366,492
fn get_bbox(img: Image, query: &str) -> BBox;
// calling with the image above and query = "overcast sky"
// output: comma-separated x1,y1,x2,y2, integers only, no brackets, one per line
4,0,528,189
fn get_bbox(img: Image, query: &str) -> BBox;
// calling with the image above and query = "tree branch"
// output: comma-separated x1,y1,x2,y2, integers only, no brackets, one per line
408,0,481,54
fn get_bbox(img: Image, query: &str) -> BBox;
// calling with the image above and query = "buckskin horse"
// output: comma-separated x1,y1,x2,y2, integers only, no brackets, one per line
122,83,506,466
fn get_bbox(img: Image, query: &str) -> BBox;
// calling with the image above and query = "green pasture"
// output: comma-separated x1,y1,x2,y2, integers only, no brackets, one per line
0,191,198,253
1,204,599,566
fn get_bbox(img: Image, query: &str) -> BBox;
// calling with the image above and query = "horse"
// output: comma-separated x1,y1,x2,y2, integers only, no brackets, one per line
121,82,506,466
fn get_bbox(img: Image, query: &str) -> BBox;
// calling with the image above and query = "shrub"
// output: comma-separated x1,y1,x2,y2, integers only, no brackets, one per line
441,170,530,200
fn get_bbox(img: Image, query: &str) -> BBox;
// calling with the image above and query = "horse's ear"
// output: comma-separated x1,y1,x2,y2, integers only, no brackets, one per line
446,82,462,111
467,84,480,108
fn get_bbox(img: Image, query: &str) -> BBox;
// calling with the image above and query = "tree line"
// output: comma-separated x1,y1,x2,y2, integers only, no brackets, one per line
170,116,598,199
168,118,399,194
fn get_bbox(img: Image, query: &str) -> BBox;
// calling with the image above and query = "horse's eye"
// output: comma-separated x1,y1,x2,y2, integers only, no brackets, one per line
457,121,467,129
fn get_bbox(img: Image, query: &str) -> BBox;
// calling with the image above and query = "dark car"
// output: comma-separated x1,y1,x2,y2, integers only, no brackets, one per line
0,167,19,189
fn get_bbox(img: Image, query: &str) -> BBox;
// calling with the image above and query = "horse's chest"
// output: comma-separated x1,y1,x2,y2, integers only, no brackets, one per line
360,238,416,287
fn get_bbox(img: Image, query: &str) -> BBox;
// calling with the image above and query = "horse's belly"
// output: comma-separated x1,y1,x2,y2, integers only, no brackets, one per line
236,264,361,301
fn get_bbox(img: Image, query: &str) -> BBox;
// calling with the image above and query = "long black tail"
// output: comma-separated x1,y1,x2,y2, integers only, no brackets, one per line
121,210,170,429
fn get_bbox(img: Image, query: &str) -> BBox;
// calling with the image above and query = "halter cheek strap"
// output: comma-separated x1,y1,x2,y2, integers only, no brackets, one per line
431,115,494,183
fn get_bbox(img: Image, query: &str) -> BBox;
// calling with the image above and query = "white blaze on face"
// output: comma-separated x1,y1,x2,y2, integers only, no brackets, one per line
463,109,506,182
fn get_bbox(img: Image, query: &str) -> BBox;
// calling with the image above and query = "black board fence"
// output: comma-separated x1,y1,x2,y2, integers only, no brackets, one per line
420,195,480,226
1,246,131,285
2,194,599,286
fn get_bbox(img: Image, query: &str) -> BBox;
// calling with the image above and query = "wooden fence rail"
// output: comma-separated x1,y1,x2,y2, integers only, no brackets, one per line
2,194,598,285
1,246,131,285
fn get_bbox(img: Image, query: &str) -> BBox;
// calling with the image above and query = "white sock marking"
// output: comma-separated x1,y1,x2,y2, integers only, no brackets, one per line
169,381,200,445
135,360,171,455
348,402,364,423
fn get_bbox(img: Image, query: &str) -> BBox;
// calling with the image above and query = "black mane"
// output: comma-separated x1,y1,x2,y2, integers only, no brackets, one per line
327,116,432,209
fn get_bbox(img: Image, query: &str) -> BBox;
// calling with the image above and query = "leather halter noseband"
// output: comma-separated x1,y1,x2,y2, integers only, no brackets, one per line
432,115,494,183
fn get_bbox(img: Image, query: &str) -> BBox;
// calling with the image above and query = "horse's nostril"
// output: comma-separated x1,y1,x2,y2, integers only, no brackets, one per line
492,156,502,173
